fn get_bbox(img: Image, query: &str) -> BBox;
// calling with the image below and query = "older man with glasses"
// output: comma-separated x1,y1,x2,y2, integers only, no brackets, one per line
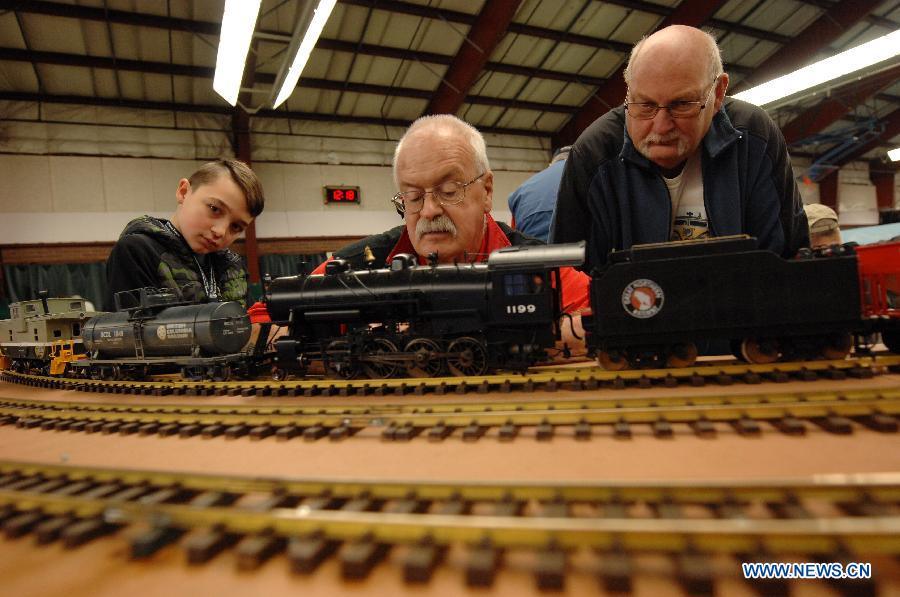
310,114,591,356
552,25,808,271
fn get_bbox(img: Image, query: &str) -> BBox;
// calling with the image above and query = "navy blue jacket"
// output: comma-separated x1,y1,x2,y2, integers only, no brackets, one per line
551,98,809,272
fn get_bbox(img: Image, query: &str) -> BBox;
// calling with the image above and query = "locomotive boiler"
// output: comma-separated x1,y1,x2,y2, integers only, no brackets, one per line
266,243,585,379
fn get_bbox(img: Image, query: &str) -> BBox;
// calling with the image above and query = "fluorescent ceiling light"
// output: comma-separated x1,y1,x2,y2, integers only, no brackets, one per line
271,0,338,109
889,147,900,162
733,30,900,108
213,0,262,106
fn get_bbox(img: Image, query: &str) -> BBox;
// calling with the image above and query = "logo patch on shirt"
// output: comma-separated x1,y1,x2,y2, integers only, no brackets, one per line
622,279,664,319
672,210,709,241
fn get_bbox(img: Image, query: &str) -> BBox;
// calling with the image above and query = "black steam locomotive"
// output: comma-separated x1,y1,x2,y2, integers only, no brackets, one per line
584,235,900,369
266,243,586,379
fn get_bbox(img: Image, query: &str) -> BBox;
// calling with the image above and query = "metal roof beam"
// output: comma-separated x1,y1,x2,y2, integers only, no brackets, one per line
0,46,222,79
733,0,883,92
821,107,900,171
4,0,866,69
424,0,523,116
0,0,220,35
0,50,575,115
0,91,550,138
584,0,793,45
819,108,900,189
794,0,898,30
1,0,612,88
782,63,900,145
339,0,633,54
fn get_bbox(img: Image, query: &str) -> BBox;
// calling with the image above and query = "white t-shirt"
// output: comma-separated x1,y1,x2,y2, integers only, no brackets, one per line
663,152,709,241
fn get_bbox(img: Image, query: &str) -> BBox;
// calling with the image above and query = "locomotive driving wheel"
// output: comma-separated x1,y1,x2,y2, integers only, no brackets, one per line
271,366,288,382
447,337,488,377
404,338,444,378
740,338,779,364
596,349,628,371
324,340,359,379
666,343,698,368
361,338,401,379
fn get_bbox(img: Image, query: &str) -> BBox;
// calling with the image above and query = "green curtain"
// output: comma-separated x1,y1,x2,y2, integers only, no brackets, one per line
258,253,327,279
4,263,106,311
3,255,328,312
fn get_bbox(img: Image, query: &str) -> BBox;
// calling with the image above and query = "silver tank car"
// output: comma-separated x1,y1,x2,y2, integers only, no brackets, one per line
82,302,250,358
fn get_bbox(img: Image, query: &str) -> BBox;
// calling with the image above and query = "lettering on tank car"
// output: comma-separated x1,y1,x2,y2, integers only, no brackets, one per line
156,323,193,341
99,329,125,343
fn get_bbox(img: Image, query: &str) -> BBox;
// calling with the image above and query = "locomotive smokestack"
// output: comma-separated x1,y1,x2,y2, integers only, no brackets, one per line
38,290,50,314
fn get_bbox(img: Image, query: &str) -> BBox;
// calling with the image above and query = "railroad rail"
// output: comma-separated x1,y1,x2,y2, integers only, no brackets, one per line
1,460,898,592
3,354,899,399
2,385,898,442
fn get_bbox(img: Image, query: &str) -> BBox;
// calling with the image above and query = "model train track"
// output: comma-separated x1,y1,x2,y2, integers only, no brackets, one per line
0,460,898,592
2,385,898,442
3,353,899,398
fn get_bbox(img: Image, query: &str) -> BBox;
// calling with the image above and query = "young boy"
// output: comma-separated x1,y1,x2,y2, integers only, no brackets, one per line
105,158,265,310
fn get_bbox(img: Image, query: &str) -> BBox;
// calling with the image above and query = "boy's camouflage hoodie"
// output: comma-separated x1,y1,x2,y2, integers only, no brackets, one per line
105,216,247,309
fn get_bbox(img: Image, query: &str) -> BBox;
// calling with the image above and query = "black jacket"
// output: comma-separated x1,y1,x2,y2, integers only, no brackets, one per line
105,216,248,310
552,98,809,272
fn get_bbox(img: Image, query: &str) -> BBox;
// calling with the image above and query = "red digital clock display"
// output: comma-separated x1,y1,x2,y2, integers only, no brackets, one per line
324,186,360,204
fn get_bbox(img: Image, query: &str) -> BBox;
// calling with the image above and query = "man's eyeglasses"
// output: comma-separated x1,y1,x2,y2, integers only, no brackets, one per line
625,79,718,120
391,172,485,215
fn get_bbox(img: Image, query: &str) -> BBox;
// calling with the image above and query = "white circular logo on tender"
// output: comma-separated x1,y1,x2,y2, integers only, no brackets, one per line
622,279,664,319
156,325,167,340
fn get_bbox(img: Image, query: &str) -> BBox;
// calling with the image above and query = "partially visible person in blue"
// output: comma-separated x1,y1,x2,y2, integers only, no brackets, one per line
552,25,808,272
507,146,571,242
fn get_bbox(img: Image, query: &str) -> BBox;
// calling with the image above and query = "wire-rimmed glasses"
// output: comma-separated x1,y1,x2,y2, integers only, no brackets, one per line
625,78,718,120
391,172,485,215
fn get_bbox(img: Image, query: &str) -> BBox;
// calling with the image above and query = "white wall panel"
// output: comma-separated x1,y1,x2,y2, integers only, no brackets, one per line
102,158,156,212
150,159,201,213
252,163,287,212
0,155,52,212
0,212,166,243
838,183,879,227
0,157,530,244
48,156,105,212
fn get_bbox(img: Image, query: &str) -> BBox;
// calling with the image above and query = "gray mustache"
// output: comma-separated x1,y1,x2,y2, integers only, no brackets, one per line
643,131,682,144
416,215,458,239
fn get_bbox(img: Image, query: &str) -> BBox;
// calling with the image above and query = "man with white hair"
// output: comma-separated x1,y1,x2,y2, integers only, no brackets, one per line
552,25,809,271
315,115,588,306
312,114,590,352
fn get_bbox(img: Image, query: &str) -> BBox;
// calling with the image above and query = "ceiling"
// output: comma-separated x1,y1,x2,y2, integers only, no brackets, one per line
1,0,899,174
